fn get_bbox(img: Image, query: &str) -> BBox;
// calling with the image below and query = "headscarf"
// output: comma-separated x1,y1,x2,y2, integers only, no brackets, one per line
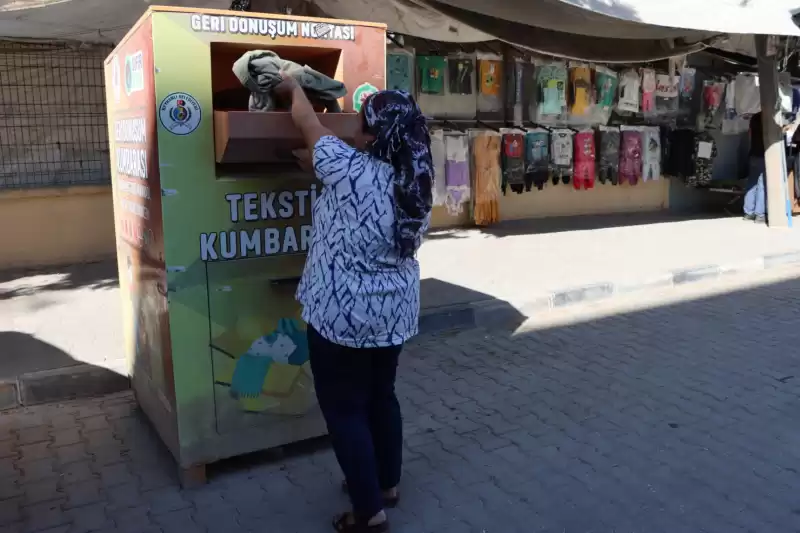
362,90,433,259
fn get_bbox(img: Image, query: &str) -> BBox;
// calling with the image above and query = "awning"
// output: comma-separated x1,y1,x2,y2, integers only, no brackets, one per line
0,0,232,44
310,0,800,61
2,0,799,61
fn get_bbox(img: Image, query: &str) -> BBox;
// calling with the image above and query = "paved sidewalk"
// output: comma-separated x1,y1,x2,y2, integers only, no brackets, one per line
2,269,800,533
419,214,800,311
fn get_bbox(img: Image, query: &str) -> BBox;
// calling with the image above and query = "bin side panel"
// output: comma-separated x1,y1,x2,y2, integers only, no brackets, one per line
105,14,179,456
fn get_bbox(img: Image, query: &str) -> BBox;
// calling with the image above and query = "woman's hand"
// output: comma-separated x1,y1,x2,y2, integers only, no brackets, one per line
273,72,299,104
292,149,313,173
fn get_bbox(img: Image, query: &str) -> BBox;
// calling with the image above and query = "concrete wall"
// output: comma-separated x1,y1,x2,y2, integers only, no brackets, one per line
0,41,114,270
0,186,116,270
431,180,669,229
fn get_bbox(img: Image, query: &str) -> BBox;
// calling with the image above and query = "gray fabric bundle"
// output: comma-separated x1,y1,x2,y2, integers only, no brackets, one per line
232,50,346,112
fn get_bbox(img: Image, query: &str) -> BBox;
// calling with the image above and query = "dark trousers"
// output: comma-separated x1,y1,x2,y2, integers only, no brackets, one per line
307,325,403,521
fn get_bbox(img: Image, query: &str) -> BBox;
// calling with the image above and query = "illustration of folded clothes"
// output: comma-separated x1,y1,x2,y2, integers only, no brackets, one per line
230,354,272,399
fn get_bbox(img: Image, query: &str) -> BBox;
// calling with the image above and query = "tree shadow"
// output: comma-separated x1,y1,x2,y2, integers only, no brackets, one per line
426,212,732,241
0,331,128,406
0,260,118,301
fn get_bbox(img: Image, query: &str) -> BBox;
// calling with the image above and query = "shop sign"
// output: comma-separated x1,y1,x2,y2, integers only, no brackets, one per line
189,14,356,41
125,51,145,96
159,92,202,136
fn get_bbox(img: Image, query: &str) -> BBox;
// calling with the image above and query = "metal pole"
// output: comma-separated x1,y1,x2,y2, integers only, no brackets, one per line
754,34,790,228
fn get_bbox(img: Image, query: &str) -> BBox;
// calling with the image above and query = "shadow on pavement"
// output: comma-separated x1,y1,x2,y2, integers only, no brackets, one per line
0,331,82,380
0,260,118,301
0,331,128,407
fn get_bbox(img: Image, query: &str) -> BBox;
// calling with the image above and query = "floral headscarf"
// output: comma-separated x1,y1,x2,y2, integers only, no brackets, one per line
362,90,433,259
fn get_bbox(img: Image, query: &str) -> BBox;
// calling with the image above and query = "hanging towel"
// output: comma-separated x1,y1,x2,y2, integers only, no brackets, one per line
430,130,447,207
691,132,717,187
642,127,662,181
655,73,679,114
472,131,501,226
387,52,413,93
444,134,471,215
502,132,526,194
570,64,593,117
232,50,346,112
619,127,643,185
573,130,596,190
537,62,568,116
598,126,620,185
525,129,550,191
449,58,474,95
734,73,760,116
418,56,446,95
617,69,641,113
230,354,272,399
641,68,656,113
550,129,574,185
595,66,618,110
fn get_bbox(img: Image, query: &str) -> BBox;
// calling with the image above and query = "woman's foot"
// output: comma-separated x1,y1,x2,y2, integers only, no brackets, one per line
743,214,756,221
332,511,389,532
340,481,400,508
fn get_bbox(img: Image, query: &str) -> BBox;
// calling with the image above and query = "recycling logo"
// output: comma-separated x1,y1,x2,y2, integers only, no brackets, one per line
352,83,378,113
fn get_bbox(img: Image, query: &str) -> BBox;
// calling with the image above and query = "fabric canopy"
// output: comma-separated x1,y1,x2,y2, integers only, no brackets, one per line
311,0,800,61
1,0,799,62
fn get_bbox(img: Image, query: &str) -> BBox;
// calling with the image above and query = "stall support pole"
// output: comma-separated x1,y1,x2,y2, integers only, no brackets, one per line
755,34,791,228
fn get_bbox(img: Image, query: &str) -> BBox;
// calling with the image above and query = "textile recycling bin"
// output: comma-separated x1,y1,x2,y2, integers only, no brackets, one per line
104,6,386,484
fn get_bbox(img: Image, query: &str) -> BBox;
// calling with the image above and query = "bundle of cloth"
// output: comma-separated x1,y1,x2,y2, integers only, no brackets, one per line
232,50,346,112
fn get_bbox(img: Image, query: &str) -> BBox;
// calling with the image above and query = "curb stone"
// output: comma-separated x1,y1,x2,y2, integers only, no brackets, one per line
419,249,800,336
0,364,130,411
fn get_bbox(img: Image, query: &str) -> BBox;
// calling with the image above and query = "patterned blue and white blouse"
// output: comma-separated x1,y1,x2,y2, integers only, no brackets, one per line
296,135,428,348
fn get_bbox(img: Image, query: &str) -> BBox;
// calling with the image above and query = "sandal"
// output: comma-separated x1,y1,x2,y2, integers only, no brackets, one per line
340,481,400,508
332,512,390,533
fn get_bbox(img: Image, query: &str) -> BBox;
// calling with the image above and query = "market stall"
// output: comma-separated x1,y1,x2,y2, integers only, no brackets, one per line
104,5,385,484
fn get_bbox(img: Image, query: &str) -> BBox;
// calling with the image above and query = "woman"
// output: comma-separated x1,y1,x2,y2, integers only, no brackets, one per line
275,74,433,532
743,112,767,223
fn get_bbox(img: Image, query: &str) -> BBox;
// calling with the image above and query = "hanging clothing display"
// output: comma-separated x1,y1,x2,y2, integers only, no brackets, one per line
448,57,474,95
598,126,621,185
573,129,596,190
525,129,550,191
679,68,697,103
642,127,661,181
700,80,726,130
471,131,501,226
641,68,657,113
502,132,526,194
550,129,574,185
444,134,471,215
619,127,643,185
570,63,593,117
537,62,568,117
387,51,413,93
430,129,447,206
722,78,749,135
664,129,696,179
734,73,760,117
595,66,618,110
655,73,679,114
479,59,502,97
617,69,641,113
507,58,527,126
417,55,446,95
689,132,717,187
